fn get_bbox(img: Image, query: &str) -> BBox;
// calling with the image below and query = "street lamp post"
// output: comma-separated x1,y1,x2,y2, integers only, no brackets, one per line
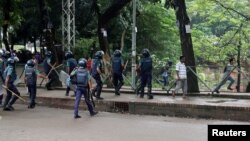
131,0,137,89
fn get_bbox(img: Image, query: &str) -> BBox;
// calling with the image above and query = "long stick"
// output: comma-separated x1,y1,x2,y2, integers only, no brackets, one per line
39,63,56,86
123,60,129,71
40,64,62,86
88,86,95,107
2,85,26,102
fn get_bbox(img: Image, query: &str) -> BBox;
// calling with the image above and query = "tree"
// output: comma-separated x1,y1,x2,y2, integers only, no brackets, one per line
165,0,199,92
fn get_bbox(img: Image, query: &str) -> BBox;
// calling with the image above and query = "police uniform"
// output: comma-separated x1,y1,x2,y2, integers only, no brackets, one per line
2,58,21,111
0,52,4,105
111,50,124,95
138,49,153,99
25,60,38,108
71,59,97,118
43,51,54,90
91,51,104,100
65,51,77,96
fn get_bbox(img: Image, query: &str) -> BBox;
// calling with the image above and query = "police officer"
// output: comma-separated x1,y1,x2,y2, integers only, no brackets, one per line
0,50,4,106
138,49,153,99
2,51,10,70
111,49,124,95
2,58,21,111
43,51,54,90
65,51,77,96
70,58,98,118
91,51,104,100
24,60,47,108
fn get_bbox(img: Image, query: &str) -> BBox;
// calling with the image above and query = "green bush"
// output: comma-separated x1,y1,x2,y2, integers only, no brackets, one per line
73,38,97,60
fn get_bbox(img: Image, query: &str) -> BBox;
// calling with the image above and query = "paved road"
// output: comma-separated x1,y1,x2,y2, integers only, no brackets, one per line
1,105,249,141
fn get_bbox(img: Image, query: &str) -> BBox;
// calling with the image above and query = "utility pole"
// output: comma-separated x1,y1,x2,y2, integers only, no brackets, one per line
62,0,75,52
237,38,241,92
131,0,137,89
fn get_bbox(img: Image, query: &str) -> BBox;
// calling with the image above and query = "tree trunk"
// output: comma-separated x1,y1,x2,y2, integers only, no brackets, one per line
2,0,11,51
2,24,10,51
94,0,131,53
38,0,61,87
174,0,199,92
33,35,37,53
93,0,131,87
120,29,126,52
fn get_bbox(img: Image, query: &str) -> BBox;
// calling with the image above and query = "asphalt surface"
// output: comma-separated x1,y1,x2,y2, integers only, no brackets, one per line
1,105,250,141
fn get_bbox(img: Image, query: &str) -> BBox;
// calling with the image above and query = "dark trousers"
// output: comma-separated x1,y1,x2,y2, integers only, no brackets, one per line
139,73,152,97
74,87,94,116
162,76,169,86
214,76,235,91
46,71,56,89
113,72,124,92
3,83,20,108
27,84,36,106
92,74,103,97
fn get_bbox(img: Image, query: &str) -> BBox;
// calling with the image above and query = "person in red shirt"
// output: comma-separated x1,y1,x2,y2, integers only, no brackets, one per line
87,56,92,72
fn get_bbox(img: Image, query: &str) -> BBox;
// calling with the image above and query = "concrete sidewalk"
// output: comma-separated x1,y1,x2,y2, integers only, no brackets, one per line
15,86,250,122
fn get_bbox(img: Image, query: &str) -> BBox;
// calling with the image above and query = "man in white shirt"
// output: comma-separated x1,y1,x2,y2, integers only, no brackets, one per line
172,56,187,98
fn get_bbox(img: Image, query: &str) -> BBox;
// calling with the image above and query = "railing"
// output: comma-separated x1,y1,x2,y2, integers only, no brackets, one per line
15,64,250,93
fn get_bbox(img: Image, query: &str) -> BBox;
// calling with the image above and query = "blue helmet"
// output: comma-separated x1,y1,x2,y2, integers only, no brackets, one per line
0,49,4,58
65,51,73,59
94,51,104,59
142,48,150,58
7,58,15,66
46,51,52,57
27,59,35,67
78,58,87,68
113,49,121,57
2,51,10,59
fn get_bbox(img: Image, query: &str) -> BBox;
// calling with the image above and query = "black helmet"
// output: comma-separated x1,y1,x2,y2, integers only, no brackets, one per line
94,51,104,59
142,48,150,58
167,61,173,67
78,58,87,68
7,58,15,66
27,59,35,67
0,49,4,57
3,51,10,59
113,49,121,57
46,51,52,57
65,51,73,59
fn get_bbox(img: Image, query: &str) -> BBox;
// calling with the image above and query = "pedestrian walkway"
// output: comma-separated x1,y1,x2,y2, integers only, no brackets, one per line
15,86,250,122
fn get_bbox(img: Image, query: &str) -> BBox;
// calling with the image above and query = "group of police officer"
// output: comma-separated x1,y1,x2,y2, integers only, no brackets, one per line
0,50,21,111
64,48,153,118
64,48,154,101
0,47,154,118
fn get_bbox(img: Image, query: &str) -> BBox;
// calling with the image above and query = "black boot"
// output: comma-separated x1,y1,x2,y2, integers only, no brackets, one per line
0,94,3,106
117,81,124,91
140,87,144,98
115,86,120,95
148,87,153,99
96,85,103,100
2,94,11,110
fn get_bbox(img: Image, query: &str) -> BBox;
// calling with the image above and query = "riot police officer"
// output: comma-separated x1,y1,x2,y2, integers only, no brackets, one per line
25,60,37,108
65,51,77,96
111,49,124,95
138,49,153,99
0,50,4,106
91,51,104,100
2,58,21,111
70,58,98,118
43,51,54,90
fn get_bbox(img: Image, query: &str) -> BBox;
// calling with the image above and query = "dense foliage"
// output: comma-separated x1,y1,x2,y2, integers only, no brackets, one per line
0,0,249,65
